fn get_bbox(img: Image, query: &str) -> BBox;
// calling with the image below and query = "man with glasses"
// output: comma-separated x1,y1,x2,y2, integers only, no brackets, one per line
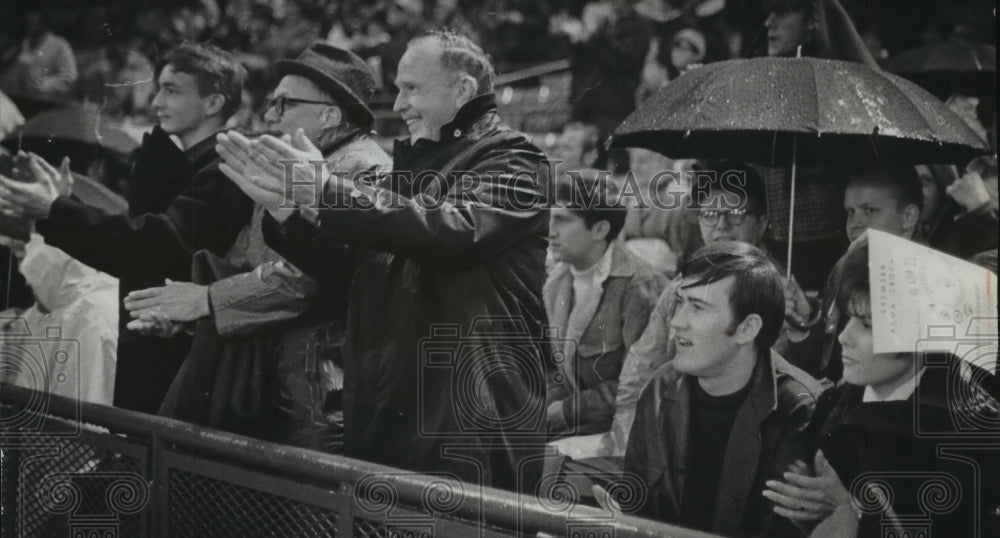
123,43,390,452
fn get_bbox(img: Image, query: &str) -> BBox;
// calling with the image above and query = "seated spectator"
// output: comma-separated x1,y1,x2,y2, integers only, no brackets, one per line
0,12,77,99
610,161,818,455
784,162,924,380
620,150,697,277
624,241,822,535
545,170,666,449
0,234,117,406
764,234,1000,537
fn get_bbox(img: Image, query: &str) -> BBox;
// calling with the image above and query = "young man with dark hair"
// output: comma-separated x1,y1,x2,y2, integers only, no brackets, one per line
545,170,666,439
0,43,253,414
624,241,822,536
610,161,818,456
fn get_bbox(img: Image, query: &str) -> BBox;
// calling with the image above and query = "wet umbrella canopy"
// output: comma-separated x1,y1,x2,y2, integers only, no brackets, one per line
609,57,990,166
887,42,995,77
886,42,996,101
610,56,990,277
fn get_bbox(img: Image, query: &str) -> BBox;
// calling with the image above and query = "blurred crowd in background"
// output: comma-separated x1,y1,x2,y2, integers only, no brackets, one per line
2,0,995,124
0,4,996,533
0,0,996,315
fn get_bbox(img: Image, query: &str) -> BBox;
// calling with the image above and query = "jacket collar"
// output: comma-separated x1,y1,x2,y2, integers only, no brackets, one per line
393,93,499,155
318,127,365,156
608,241,647,278
663,348,776,411
184,129,224,164
549,241,644,283
437,93,497,141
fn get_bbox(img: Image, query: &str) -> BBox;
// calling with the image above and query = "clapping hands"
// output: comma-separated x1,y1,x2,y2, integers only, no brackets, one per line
0,152,72,220
216,128,327,221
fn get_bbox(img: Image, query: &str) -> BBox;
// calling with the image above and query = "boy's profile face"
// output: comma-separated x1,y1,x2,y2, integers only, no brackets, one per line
151,65,215,140
548,207,608,268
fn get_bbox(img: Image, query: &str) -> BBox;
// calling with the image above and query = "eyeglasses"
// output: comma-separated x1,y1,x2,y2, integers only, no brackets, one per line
697,208,752,226
264,96,335,116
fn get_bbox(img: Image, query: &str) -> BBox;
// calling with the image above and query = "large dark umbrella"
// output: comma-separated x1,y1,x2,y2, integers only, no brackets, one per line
885,42,995,110
609,56,990,275
886,42,995,79
610,57,989,166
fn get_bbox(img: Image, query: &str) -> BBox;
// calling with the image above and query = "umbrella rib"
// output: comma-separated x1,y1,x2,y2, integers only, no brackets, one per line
808,59,820,138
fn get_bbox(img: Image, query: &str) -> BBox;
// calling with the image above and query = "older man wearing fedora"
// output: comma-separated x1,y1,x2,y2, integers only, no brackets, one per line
123,43,390,452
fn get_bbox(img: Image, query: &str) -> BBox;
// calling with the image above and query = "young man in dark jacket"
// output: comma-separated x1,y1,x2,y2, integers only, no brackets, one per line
624,242,823,536
0,44,253,414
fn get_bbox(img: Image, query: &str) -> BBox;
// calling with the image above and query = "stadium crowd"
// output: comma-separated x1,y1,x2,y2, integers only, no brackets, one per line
0,1,997,536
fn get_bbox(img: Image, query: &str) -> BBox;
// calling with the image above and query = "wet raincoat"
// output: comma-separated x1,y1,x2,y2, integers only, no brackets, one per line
1,235,117,405
263,95,551,491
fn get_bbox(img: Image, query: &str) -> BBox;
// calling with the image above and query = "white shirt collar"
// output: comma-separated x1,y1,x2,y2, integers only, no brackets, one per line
569,242,615,284
862,367,927,403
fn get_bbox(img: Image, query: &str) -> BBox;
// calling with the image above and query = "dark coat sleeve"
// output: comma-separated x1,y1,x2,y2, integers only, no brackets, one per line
622,378,660,519
931,201,999,260
265,135,549,273
36,164,251,282
207,259,318,338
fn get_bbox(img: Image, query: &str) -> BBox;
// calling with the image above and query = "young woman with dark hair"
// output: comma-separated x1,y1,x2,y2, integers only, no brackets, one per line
763,234,1000,537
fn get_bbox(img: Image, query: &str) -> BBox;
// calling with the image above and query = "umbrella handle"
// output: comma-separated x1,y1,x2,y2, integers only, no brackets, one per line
786,43,801,281
786,134,797,281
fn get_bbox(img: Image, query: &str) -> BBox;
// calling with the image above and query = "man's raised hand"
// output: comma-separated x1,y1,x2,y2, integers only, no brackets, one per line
123,279,210,323
217,129,326,221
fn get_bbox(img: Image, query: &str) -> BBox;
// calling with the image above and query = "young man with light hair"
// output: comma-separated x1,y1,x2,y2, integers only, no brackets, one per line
124,43,390,452
0,43,253,414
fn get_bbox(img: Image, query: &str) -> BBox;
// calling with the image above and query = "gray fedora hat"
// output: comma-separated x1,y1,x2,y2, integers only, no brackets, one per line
275,43,377,129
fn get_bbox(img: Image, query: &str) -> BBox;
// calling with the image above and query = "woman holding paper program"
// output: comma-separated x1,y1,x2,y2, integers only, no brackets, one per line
762,233,1000,537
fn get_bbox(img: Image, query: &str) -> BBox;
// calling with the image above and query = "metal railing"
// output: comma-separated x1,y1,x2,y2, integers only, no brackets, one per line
0,383,712,538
